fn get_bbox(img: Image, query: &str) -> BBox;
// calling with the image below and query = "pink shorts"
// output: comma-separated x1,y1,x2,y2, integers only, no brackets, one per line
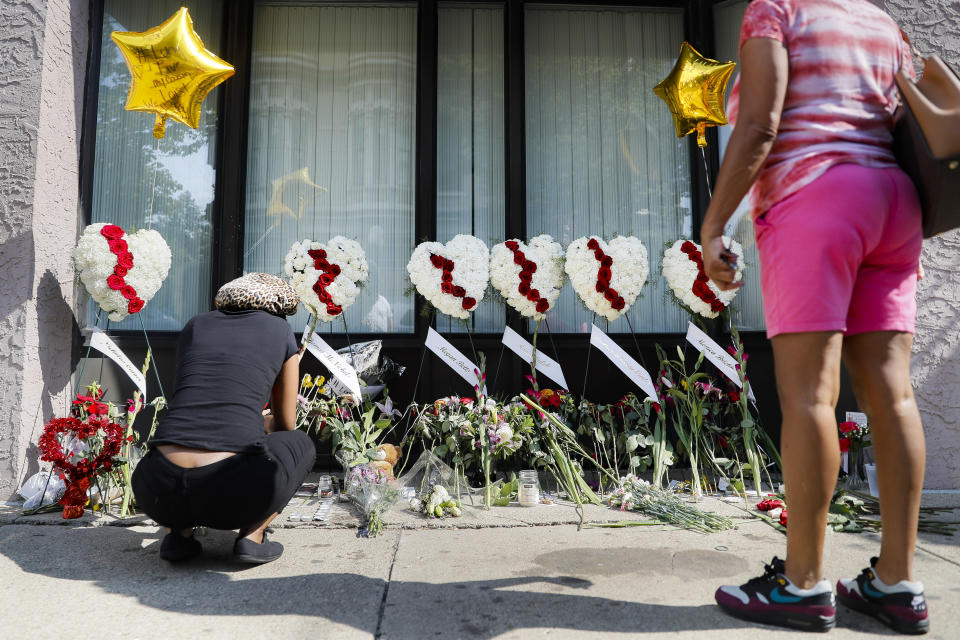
754,163,922,339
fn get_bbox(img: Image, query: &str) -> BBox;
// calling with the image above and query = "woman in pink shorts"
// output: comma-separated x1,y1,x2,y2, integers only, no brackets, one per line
702,0,928,634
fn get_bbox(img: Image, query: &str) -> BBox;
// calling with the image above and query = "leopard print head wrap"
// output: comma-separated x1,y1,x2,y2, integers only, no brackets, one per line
214,272,299,317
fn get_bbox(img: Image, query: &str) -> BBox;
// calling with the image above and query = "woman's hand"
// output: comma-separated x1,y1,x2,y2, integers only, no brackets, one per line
702,234,744,291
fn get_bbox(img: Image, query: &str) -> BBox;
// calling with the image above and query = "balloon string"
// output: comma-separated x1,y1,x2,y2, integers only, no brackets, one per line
699,146,713,199
147,135,160,230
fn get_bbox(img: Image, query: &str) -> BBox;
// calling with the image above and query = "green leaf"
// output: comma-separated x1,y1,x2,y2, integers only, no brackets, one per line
434,445,448,458
740,418,755,430
625,435,639,452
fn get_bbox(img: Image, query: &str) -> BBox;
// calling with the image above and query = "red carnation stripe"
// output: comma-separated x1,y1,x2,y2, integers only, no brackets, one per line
100,225,125,240
106,274,125,291
128,297,145,314
683,244,726,311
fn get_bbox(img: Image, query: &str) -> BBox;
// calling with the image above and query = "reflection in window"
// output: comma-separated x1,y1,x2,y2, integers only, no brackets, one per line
525,7,691,334
436,5,505,334
244,3,418,335
90,0,222,330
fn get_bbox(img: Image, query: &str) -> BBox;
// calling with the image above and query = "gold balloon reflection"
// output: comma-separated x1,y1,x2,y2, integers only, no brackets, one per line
266,167,329,220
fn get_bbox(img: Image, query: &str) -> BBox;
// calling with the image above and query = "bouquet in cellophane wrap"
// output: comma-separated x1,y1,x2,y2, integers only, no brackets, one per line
339,453,402,537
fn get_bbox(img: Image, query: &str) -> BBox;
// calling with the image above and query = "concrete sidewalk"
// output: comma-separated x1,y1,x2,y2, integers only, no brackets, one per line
1,493,957,640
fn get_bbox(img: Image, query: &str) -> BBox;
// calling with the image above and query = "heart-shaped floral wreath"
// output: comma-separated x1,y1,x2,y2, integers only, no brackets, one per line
285,236,369,321
73,223,172,322
565,235,648,321
662,238,743,318
407,234,489,319
489,235,565,319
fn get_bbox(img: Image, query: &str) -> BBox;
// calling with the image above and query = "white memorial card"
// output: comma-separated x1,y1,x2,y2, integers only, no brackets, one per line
501,326,569,389
426,328,485,393
589,324,657,401
302,328,362,399
87,327,147,401
685,322,756,401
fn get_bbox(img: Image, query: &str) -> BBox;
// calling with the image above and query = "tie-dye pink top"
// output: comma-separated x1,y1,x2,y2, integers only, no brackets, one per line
727,0,915,217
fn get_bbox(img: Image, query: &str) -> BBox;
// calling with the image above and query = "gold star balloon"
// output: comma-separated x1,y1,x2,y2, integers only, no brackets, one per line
111,7,235,139
653,42,736,147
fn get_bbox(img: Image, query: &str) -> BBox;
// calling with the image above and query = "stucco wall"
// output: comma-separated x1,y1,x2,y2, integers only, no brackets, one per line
881,0,960,490
0,0,87,498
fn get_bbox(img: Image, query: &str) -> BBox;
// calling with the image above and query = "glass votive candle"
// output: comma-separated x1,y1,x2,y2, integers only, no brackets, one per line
518,470,540,507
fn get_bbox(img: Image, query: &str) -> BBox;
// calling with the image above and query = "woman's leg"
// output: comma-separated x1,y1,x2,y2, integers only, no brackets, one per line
237,513,278,544
771,330,845,589
842,331,925,584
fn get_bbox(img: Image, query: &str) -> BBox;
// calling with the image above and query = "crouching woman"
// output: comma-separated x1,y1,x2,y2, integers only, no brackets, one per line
133,273,315,564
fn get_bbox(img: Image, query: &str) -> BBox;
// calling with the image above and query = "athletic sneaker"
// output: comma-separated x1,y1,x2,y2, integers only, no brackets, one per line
159,532,202,562
837,557,929,634
715,557,837,632
233,531,284,564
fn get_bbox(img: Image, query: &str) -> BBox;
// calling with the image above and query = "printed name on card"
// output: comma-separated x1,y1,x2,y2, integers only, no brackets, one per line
685,322,756,401
87,327,147,401
501,326,569,390
589,325,658,401
426,328,485,393
302,327,362,399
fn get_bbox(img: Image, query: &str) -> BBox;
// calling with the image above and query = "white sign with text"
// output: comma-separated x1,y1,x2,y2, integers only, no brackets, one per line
426,328,485,393
685,322,756,401
589,324,657,401
501,326,569,390
302,328,362,399
87,327,147,401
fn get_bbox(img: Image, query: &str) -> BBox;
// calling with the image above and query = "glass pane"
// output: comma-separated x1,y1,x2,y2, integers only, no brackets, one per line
91,0,222,330
714,0,765,331
244,3,418,335
436,5,505,334
525,6,691,334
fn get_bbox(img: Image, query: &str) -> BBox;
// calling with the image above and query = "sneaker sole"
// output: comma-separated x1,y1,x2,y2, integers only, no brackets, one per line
233,552,283,565
838,591,929,635
717,601,836,632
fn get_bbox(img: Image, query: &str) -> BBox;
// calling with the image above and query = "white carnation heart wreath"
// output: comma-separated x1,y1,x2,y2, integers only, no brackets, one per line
407,235,489,320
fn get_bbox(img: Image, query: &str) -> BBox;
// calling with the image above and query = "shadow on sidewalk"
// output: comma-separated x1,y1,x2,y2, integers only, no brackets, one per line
0,524,763,636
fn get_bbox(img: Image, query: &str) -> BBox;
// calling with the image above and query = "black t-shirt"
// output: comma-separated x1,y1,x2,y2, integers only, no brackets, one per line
149,310,299,453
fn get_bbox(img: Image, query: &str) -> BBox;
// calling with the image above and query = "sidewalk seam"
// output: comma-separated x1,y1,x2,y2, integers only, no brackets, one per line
916,543,960,570
374,530,402,640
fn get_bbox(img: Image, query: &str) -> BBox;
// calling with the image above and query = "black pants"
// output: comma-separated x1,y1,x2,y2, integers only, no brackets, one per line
132,430,315,531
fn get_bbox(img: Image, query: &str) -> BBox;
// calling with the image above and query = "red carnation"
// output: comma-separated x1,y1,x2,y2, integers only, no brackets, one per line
100,225,124,240
692,281,710,297
328,264,341,276
312,282,324,295
443,259,455,271
442,282,454,294
604,288,617,302
839,437,851,453
319,274,335,286
681,241,696,254
598,267,612,283
696,273,709,283
113,265,128,278
513,253,525,266
326,303,342,316
523,261,537,273
316,258,330,271
117,252,134,269
308,248,327,261
535,299,549,313
441,271,453,283
127,297,145,314
527,289,540,301
518,282,530,295
108,238,128,254
779,510,788,527
593,249,604,261
106,274,125,290
595,281,607,293
121,285,137,300
612,297,625,310
600,255,613,268
839,421,858,434
710,300,726,312
586,238,599,250
318,290,332,303
462,297,476,310
430,254,444,269
453,285,465,297
728,391,740,403
519,271,533,283
505,240,519,251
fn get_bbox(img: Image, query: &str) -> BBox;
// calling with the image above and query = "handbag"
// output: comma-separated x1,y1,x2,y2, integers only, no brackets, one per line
892,38,960,238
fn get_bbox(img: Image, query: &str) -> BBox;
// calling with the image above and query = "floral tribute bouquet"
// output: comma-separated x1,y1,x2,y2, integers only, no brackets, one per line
37,383,132,519
407,235,489,319
489,235,565,319
565,235,648,322
284,236,368,321
73,223,172,321
410,484,462,518
342,463,402,537
662,238,743,319
606,474,733,533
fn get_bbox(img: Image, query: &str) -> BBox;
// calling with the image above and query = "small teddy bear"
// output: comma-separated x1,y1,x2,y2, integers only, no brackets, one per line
370,444,402,478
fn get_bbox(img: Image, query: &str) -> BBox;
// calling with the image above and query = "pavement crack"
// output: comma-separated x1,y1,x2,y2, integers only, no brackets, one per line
916,543,960,570
374,530,401,640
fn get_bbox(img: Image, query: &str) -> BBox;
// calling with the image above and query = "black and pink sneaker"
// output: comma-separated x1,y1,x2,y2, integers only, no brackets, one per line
837,557,929,635
715,557,837,632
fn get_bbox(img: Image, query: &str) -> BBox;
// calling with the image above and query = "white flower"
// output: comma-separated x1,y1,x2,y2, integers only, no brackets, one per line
284,236,368,322
662,238,743,319
73,223,172,322
407,235,489,319
489,235,565,319
495,425,514,442
564,236,648,321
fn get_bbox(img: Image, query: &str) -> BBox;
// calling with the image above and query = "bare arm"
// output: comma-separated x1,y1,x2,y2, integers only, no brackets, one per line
701,37,789,290
268,354,300,432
